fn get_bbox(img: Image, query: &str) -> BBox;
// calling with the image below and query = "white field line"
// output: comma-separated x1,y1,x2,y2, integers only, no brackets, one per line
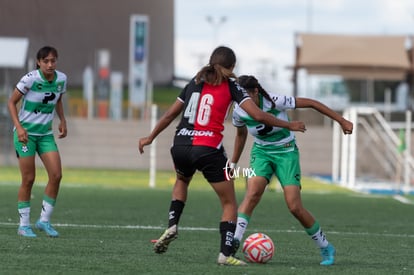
0,222,413,238
393,195,414,204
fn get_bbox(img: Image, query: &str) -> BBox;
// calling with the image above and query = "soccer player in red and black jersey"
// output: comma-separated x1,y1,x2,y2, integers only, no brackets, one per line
138,46,306,266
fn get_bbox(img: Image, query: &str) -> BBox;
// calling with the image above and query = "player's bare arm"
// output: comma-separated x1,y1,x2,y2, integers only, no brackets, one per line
138,99,184,154
295,97,352,134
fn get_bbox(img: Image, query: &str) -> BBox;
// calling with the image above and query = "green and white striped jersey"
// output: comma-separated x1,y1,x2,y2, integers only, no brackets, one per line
232,93,296,151
15,69,67,136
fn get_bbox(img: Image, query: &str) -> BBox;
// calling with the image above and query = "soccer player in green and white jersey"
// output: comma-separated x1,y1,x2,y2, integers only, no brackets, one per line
230,75,353,266
8,46,68,238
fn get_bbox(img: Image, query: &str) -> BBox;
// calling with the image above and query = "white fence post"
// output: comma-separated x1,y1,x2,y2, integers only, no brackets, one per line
149,104,158,188
403,110,412,194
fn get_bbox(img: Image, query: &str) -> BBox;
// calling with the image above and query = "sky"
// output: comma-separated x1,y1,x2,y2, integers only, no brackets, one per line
174,0,414,94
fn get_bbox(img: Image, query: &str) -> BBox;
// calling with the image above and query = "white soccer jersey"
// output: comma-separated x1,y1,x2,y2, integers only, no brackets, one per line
15,69,67,135
232,92,296,148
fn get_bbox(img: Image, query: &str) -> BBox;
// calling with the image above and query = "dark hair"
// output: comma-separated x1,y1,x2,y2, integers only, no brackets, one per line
195,46,237,86
36,46,58,69
238,75,275,109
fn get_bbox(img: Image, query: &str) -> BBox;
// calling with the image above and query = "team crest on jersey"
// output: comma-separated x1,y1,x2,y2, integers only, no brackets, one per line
57,84,63,92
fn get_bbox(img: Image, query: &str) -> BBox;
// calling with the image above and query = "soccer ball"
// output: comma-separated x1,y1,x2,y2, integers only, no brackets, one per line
242,233,275,263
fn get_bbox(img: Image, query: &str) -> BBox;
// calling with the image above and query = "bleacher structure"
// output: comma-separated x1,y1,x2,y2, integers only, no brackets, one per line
332,107,413,194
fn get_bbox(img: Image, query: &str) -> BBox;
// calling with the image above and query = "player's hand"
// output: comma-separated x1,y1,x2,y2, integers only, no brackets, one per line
288,121,307,133
16,126,28,144
138,136,153,154
58,120,67,138
341,119,353,135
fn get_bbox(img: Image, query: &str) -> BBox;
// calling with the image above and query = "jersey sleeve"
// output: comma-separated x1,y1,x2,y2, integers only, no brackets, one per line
177,78,197,102
59,72,68,94
177,84,188,102
63,80,67,94
270,93,296,110
229,79,250,105
231,104,246,127
16,71,36,95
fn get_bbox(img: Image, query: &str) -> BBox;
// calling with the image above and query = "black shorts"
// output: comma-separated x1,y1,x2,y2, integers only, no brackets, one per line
170,145,229,183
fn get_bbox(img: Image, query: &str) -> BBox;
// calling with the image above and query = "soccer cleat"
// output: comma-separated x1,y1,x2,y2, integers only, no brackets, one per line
217,252,247,266
35,220,59,237
320,243,336,266
153,225,178,254
231,238,240,256
17,225,37,238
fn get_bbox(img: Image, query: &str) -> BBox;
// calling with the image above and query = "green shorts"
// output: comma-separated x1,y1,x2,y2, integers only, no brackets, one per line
250,143,301,188
13,132,58,158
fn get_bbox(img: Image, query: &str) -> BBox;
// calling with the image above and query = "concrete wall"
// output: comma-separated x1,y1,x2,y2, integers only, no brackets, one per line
1,117,336,176
0,0,174,86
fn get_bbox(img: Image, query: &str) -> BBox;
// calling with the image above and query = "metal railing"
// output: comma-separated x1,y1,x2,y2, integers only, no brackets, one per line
332,107,413,194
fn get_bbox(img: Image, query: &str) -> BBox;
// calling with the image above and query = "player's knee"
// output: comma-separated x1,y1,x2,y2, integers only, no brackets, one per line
21,177,35,187
49,172,62,184
247,190,263,204
287,202,304,217
21,172,35,186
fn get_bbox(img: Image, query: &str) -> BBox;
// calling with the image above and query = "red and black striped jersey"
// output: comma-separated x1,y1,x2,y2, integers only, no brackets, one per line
173,78,250,148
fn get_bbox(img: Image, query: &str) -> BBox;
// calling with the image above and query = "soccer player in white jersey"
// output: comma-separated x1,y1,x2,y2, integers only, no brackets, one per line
8,46,68,238
230,75,353,266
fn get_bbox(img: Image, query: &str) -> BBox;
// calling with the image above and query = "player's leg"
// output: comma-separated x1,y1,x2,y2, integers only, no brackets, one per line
169,174,191,228
283,185,315,227
234,144,274,249
40,150,62,201
14,133,37,237
209,179,246,266
199,146,246,266
153,145,193,254
153,173,191,254
234,176,267,247
283,185,335,265
16,156,37,237
278,147,335,265
210,178,237,223
35,135,61,237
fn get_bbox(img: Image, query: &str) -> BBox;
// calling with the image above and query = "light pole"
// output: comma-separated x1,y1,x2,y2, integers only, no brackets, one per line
306,0,313,32
206,15,227,47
